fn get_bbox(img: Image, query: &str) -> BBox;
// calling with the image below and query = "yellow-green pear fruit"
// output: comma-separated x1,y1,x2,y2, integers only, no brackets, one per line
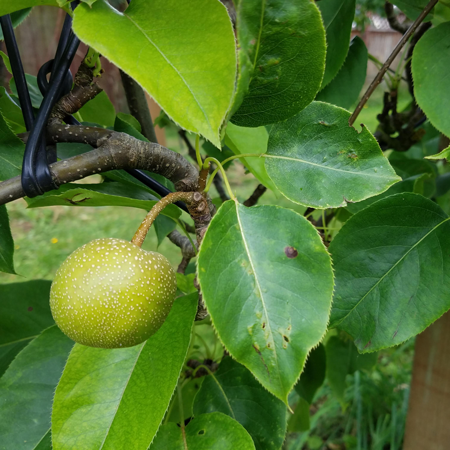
50,238,177,348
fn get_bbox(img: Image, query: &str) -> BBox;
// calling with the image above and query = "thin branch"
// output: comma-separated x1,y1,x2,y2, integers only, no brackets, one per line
385,1,410,34
120,70,158,142
243,184,266,207
349,0,438,127
178,129,198,164
168,229,197,274
0,126,198,205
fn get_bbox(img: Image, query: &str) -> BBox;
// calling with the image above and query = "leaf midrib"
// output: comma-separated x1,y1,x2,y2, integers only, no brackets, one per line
265,154,398,179
124,13,213,135
235,202,282,392
336,216,450,326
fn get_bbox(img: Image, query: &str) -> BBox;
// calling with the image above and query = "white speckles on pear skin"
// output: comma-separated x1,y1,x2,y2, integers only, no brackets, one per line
50,238,177,349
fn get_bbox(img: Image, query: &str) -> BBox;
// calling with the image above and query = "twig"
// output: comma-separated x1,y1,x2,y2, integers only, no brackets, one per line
120,70,158,142
168,230,197,274
243,184,266,207
178,129,198,164
349,0,438,127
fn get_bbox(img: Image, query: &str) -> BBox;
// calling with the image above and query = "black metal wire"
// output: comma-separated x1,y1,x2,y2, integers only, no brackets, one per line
0,15,34,130
22,33,80,196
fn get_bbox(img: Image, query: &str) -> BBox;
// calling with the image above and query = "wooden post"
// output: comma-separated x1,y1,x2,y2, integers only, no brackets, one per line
404,310,450,449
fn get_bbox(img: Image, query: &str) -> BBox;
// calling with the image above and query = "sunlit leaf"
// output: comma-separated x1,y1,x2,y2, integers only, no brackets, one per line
73,0,236,147
265,102,400,208
198,201,333,402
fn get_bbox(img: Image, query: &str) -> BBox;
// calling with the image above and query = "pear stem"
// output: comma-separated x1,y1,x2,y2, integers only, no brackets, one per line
131,192,195,248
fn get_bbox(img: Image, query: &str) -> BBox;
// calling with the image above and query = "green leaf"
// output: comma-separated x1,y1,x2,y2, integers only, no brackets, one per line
325,335,377,404
165,377,205,423
193,357,286,450
0,51,12,73
425,145,450,161
0,280,54,347
154,214,177,247
10,74,43,109
412,22,450,137
329,193,450,352
287,397,310,432
114,114,148,141
0,340,30,378
224,123,277,191
0,326,74,450
25,182,181,219
150,412,255,450
78,91,116,128
33,430,52,450
265,102,400,208
294,343,326,404
202,140,235,170
0,1,61,16
316,36,368,110
392,0,433,20
0,205,15,274
0,86,27,133
231,0,326,127
197,201,334,402
176,273,197,295
0,9,32,41
73,0,236,147
116,112,141,133
0,111,25,181
318,0,356,88
52,293,197,450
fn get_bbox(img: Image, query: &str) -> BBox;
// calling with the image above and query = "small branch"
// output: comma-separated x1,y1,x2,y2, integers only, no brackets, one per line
243,184,266,207
132,192,195,247
178,130,198,164
50,62,102,123
349,0,438,127
0,127,199,205
168,230,197,274
385,2,410,34
120,70,158,142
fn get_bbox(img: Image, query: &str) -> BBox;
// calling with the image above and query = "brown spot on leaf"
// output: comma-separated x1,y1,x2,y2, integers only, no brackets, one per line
285,246,298,258
262,322,266,329
283,335,289,343
27,307,33,312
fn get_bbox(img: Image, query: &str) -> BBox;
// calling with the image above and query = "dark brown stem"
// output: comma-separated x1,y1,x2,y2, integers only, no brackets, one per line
120,70,158,143
0,127,199,205
178,129,198,164
349,0,438,127
243,184,267,207
385,1,410,34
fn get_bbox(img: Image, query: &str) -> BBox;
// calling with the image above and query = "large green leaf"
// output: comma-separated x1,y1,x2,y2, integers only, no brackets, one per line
426,145,450,161
0,326,74,450
197,201,334,402
0,340,30,379
318,0,356,88
316,36,368,110
265,102,400,208
224,123,277,192
0,280,54,346
0,86,26,133
78,91,116,128
231,0,326,127
52,293,197,450
325,335,377,404
0,205,15,274
25,182,181,218
193,356,286,450
329,193,450,352
294,343,326,404
73,0,236,147
150,412,255,450
0,1,60,16
0,111,25,181
412,22,450,137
